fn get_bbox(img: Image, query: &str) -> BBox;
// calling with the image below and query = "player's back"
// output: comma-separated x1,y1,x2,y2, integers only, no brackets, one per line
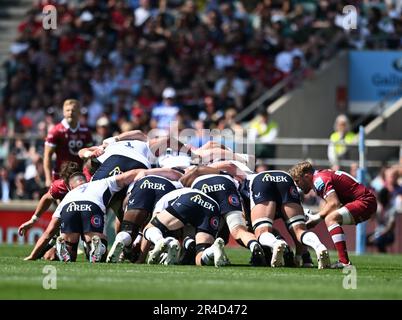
97,140,152,168
313,170,370,204
59,177,121,213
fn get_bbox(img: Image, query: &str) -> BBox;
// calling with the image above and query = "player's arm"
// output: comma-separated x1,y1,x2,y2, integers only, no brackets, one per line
103,130,148,146
78,146,105,159
139,167,184,181
117,130,147,142
44,144,55,187
148,136,191,157
180,166,221,187
306,192,341,228
24,217,61,260
115,168,184,188
197,141,230,151
209,161,247,181
18,191,55,236
195,147,247,164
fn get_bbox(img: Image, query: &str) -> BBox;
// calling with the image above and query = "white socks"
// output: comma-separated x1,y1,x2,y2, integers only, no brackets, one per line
258,232,279,249
99,242,106,255
115,231,132,247
301,231,324,252
201,246,215,266
144,227,164,244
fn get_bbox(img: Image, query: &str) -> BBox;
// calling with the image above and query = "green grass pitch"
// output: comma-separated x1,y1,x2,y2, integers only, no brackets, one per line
1,245,402,299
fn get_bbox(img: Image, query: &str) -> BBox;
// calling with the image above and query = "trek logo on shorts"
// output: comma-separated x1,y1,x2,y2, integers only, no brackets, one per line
200,183,226,193
66,202,92,212
228,194,240,207
90,215,102,228
140,179,166,190
109,166,122,176
209,216,220,230
262,173,288,183
190,194,215,211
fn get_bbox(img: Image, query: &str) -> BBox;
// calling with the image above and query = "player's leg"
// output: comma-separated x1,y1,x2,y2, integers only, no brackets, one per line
282,202,330,269
24,217,61,261
329,195,376,268
81,207,107,263
58,206,84,262
251,201,287,267
194,231,227,267
143,211,184,265
225,211,266,266
57,233,80,262
83,232,108,263
108,208,150,263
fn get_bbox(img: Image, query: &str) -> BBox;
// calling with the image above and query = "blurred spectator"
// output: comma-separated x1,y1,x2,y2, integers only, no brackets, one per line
249,109,279,160
327,114,357,169
13,173,30,200
93,116,112,146
214,66,247,110
151,87,180,133
1,0,401,202
367,187,397,253
0,167,14,202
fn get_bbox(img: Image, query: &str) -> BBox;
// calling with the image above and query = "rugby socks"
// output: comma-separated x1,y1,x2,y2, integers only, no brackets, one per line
328,224,349,264
258,232,278,249
144,227,163,244
201,246,215,266
183,237,195,250
115,231,132,247
300,231,323,251
247,240,259,252
99,242,106,256
132,233,143,247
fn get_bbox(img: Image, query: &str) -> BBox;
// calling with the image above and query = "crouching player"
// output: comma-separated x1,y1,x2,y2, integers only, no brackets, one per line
106,171,183,263
289,161,377,268
180,166,266,266
54,168,174,262
247,170,330,268
143,188,228,267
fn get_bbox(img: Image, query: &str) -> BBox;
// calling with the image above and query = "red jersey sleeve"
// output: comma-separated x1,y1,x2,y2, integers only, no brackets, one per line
45,125,59,148
313,172,335,199
48,179,69,200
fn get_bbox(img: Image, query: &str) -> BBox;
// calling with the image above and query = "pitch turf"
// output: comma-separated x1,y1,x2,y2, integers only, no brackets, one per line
0,245,401,299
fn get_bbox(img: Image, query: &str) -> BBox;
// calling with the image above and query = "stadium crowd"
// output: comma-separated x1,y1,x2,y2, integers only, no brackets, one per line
0,0,401,234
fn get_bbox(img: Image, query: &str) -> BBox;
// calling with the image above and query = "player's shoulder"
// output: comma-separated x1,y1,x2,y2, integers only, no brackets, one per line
313,170,332,192
48,122,65,135
49,179,69,199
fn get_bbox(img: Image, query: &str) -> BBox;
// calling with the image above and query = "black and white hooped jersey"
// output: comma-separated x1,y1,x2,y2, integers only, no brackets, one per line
52,176,122,219
96,140,154,168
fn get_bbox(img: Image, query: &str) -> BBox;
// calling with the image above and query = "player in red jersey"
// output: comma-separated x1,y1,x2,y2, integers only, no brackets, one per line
19,161,92,260
44,99,93,187
289,161,377,268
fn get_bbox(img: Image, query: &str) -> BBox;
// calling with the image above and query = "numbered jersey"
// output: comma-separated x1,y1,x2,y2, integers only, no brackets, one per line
52,176,122,219
45,119,93,177
313,170,371,204
97,140,153,169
